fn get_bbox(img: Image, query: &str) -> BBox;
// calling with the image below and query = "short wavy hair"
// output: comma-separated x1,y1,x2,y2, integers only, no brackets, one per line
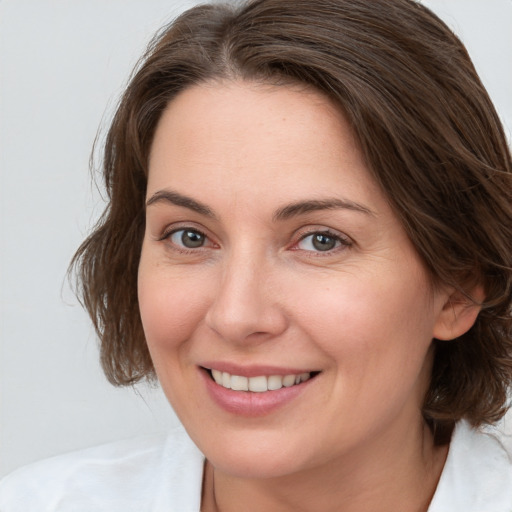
71,0,512,442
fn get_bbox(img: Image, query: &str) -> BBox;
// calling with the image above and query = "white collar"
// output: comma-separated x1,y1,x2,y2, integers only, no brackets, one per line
428,420,512,511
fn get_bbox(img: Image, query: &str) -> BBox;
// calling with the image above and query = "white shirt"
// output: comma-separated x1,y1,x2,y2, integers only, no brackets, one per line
1,421,511,511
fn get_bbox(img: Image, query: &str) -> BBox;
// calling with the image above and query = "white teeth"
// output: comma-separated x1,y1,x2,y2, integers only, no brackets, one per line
230,375,249,391
282,375,296,387
267,375,283,391
211,369,222,385
248,376,267,392
209,370,312,392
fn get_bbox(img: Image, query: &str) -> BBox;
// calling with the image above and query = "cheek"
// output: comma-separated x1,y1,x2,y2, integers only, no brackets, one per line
289,265,436,380
137,258,211,360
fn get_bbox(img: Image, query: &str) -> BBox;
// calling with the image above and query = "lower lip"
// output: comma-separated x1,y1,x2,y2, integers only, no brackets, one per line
200,369,314,417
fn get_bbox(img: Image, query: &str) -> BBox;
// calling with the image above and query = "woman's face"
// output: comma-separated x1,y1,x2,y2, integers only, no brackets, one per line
138,81,451,478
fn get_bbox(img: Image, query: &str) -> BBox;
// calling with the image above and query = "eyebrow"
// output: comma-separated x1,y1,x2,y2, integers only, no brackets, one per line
146,188,374,221
273,198,374,221
146,190,216,218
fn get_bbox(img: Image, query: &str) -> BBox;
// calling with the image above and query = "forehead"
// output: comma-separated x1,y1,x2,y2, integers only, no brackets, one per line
147,80,385,215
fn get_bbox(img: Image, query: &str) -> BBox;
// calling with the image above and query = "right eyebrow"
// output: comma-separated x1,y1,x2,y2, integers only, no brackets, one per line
273,197,374,221
145,189,217,219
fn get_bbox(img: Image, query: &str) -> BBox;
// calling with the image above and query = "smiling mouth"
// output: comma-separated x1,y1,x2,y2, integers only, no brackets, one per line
205,368,320,392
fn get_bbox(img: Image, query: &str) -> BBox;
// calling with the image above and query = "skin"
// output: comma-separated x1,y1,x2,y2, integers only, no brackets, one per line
138,81,480,511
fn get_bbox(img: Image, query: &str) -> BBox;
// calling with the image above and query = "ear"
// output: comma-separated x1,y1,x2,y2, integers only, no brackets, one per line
433,285,485,341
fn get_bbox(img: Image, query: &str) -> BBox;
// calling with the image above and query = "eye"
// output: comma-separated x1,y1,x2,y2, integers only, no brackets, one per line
296,231,349,253
169,228,207,249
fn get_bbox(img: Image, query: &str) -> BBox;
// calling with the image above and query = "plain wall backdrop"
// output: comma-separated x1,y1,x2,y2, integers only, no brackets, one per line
1,0,511,477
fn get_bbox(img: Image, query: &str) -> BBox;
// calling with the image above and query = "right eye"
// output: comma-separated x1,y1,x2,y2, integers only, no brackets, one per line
168,228,208,249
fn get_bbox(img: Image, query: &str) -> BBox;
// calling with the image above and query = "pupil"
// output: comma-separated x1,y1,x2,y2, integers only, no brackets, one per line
182,230,204,248
312,234,336,251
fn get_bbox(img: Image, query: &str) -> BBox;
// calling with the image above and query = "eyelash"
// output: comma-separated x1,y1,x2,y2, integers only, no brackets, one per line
159,226,213,255
159,226,352,256
293,228,352,256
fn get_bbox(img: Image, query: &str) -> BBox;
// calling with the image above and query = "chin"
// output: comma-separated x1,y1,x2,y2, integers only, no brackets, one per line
209,453,303,480
195,431,313,479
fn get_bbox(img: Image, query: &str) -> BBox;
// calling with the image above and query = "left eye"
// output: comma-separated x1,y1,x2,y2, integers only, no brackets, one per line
169,229,207,249
296,232,345,252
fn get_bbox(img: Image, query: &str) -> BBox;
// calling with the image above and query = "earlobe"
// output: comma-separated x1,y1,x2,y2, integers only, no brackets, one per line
433,285,485,341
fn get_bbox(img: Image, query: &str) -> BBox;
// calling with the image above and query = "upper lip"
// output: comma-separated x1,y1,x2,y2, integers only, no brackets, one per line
200,362,318,377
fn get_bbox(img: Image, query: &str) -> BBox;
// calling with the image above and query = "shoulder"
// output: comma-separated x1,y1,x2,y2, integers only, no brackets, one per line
429,419,512,511
0,426,204,512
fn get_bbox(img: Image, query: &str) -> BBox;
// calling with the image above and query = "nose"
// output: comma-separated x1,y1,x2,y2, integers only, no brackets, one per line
204,251,288,344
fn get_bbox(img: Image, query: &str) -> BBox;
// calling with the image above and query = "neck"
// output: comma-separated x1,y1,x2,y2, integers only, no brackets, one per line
201,418,449,512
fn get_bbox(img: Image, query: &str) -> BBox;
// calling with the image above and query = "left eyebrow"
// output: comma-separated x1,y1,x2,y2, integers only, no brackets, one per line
273,198,374,221
145,189,217,219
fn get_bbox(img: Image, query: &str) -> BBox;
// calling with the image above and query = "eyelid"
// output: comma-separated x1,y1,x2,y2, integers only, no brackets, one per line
159,223,219,253
291,226,353,253
160,225,205,241
158,220,209,240
156,222,352,255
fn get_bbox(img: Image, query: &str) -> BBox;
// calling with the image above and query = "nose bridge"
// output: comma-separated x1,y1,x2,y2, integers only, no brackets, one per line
205,244,287,343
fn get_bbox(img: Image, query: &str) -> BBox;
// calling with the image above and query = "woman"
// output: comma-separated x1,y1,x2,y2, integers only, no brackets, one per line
1,0,511,510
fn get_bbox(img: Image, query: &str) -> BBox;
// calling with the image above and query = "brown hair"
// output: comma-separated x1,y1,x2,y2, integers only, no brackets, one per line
71,0,512,440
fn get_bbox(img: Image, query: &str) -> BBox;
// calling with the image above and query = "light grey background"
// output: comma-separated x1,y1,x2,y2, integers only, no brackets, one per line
1,0,511,477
